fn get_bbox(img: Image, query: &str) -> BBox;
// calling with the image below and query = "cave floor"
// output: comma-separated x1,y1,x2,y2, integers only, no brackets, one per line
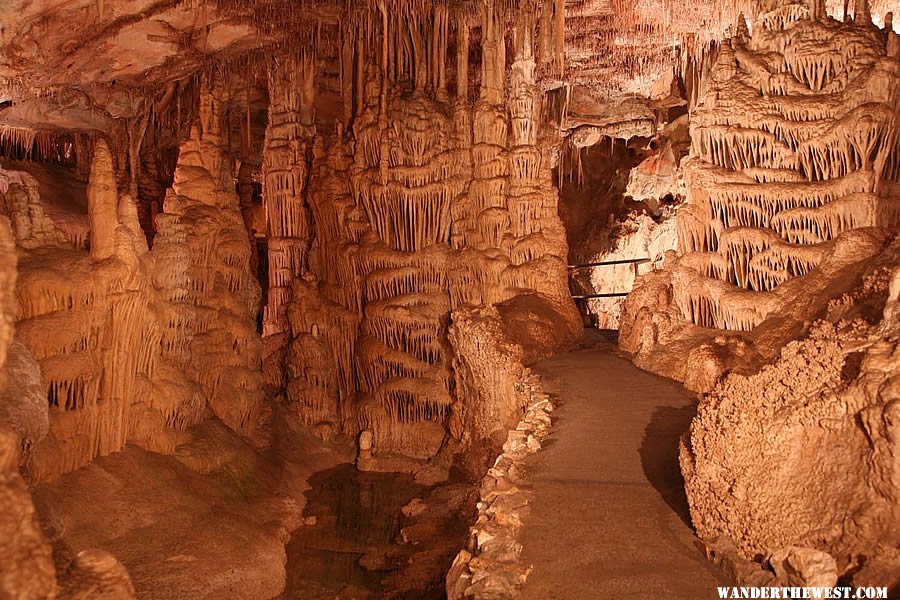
520,330,728,599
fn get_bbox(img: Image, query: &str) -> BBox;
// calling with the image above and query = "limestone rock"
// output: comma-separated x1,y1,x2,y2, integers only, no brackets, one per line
0,427,57,600
87,140,119,260
769,547,838,587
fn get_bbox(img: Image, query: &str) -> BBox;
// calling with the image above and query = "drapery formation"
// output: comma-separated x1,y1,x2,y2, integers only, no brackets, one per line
671,2,899,332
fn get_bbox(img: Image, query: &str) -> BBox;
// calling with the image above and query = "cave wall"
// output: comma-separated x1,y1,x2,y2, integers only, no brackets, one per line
614,0,900,584
0,169,137,600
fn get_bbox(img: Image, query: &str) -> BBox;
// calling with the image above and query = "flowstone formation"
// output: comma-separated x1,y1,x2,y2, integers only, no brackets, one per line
261,54,315,343
350,76,463,462
0,211,136,600
620,3,900,391
6,140,158,481
0,81,264,483
611,0,900,588
285,131,362,439
151,83,265,444
5,0,898,597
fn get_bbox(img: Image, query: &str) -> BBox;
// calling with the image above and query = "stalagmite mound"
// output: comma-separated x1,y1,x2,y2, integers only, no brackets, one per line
681,253,900,588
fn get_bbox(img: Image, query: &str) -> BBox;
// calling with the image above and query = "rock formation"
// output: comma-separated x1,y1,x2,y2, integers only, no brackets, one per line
0,190,136,600
681,255,900,587
267,3,582,468
620,3,900,390
150,82,265,445
0,0,897,597
614,1,900,590
261,54,315,341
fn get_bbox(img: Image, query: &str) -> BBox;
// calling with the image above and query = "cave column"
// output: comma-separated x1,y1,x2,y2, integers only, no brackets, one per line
341,20,355,128
238,96,261,274
507,4,572,305
127,109,151,202
854,0,871,22
810,0,826,20
479,0,506,106
538,0,553,64
456,13,469,102
152,79,264,439
261,53,316,338
554,0,565,75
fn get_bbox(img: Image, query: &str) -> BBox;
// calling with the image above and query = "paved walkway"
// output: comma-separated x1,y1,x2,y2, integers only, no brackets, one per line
520,333,727,599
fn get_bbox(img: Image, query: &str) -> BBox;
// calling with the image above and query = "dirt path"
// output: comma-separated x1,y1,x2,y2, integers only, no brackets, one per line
520,333,727,599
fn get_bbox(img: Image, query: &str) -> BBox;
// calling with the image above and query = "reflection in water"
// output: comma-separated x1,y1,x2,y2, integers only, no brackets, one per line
281,464,431,599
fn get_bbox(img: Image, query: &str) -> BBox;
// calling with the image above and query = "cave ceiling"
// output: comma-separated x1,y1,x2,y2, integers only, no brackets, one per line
0,0,897,136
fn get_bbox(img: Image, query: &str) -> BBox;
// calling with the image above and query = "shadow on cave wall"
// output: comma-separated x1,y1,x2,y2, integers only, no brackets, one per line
639,403,697,529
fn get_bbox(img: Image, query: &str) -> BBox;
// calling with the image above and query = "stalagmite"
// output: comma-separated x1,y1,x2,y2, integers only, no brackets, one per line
118,194,148,256
87,140,119,260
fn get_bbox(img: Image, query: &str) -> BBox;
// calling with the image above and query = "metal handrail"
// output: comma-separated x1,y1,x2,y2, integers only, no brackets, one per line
571,292,630,299
568,258,651,269
568,257,653,299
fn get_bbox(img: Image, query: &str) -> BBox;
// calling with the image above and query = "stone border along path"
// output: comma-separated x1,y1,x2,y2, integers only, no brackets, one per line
446,372,554,599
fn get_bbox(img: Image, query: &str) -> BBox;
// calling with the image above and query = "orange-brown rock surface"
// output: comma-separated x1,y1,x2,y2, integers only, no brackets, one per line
615,3,900,590
0,0,898,598
620,5,900,391
681,257,900,588
0,192,137,600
